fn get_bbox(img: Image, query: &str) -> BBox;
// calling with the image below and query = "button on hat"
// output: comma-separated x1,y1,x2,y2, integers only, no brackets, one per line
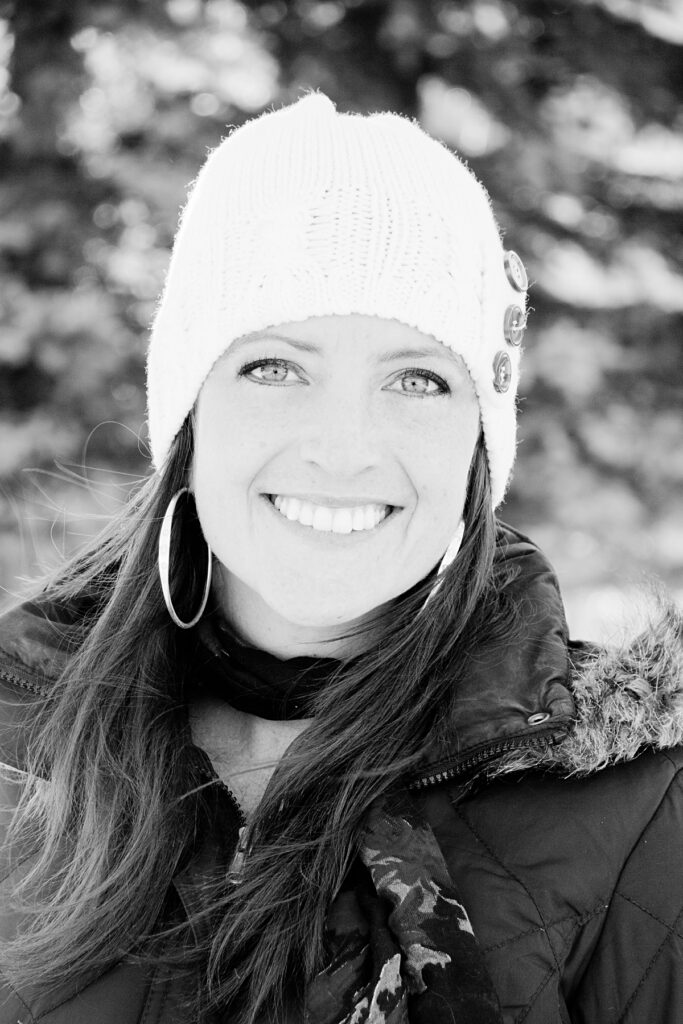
504,305,527,346
493,351,512,393
504,250,528,292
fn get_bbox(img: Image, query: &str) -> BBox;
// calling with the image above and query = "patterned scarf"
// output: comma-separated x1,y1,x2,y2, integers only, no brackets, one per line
304,789,503,1024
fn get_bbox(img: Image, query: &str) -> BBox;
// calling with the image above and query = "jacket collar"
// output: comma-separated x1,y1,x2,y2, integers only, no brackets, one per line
0,523,681,783
411,524,576,785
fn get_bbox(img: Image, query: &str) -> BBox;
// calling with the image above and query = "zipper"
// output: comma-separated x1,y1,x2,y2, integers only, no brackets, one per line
0,665,49,697
407,725,569,791
196,760,248,828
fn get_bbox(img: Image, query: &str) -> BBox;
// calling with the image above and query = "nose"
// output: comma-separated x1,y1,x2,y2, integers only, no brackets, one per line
297,388,382,477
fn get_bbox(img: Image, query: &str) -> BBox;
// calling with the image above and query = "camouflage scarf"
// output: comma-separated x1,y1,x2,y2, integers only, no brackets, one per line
304,789,503,1024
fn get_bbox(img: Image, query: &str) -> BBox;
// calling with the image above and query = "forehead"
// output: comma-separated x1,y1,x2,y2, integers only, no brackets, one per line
232,313,467,367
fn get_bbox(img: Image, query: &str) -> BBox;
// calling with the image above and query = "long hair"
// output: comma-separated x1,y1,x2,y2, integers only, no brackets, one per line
0,414,508,1021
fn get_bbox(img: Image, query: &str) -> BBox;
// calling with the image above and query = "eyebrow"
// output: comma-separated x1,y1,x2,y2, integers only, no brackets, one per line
232,331,464,365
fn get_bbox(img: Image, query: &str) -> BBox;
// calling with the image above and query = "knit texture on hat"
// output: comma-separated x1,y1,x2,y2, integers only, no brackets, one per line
146,91,526,506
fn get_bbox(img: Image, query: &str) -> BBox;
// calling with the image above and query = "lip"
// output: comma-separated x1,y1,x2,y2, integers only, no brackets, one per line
261,493,400,539
264,492,401,510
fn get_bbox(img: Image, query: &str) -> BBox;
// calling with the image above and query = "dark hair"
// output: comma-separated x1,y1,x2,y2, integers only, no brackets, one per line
1,415,508,1022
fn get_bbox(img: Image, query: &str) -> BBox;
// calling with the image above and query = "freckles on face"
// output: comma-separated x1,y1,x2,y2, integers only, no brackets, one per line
191,315,481,626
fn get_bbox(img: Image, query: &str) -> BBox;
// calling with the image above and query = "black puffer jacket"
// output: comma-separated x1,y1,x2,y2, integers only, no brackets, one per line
1,524,682,1024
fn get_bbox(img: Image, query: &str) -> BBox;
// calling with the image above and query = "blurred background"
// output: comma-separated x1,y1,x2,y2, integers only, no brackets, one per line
0,0,681,638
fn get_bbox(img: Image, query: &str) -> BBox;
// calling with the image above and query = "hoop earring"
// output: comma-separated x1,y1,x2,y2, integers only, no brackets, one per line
420,519,465,611
158,487,212,629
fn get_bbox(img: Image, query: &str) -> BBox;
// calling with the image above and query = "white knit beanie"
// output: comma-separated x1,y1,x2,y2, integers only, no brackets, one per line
146,91,528,507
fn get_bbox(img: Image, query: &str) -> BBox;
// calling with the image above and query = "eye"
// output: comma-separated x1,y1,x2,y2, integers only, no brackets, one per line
238,357,300,385
389,368,450,397
237,358,450,396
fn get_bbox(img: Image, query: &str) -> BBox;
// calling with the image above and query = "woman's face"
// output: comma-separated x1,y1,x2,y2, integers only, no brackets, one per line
192,314,480,655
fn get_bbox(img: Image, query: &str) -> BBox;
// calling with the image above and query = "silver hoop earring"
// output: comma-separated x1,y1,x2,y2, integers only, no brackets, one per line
158,487,212,629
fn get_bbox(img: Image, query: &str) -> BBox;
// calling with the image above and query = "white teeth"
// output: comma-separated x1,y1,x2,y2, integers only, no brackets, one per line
330,509,353,534
363,506,378,530
298,502,314,526
269,495,391,533
352,507,366,531
312,506,334,531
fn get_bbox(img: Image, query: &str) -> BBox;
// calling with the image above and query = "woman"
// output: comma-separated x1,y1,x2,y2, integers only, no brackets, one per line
0,91,681,1024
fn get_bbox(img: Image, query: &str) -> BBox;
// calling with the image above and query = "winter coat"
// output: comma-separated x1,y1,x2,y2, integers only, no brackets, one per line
0,522,682,1024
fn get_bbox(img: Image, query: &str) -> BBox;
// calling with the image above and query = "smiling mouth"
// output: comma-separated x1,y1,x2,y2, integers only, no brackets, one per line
263,494,399,535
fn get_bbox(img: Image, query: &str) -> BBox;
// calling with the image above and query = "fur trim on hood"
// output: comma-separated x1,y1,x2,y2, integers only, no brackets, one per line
492,598,683,779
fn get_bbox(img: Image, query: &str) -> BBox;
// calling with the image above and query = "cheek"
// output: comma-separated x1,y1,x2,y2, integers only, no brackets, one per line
192,385,286,568
404,405,479,508
194,383,257,486
192,393,247,538
195,376,288,476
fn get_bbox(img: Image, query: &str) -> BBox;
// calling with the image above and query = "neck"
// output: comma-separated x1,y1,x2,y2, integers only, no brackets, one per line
212,565,385,660
189,697,313,819
191,697,312,765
